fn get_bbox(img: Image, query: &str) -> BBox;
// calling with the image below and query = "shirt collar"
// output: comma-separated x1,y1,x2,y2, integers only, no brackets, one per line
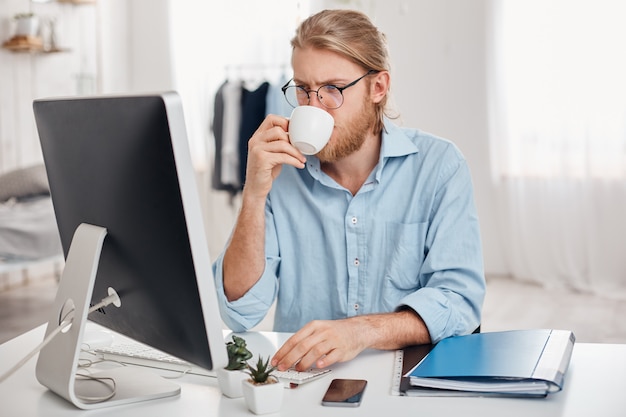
380,119,419,158
305,119,419,186
372,119,419,183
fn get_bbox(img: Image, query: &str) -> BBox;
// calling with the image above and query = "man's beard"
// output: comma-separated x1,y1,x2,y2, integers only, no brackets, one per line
316,99,376,163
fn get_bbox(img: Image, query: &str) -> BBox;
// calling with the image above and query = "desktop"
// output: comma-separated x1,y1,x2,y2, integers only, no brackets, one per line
32,92,228,409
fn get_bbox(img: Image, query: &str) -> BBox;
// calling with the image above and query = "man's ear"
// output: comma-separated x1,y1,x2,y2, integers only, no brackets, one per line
370,71,390,104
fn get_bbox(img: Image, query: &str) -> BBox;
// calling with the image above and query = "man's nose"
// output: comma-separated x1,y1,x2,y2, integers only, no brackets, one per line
308,92,325,109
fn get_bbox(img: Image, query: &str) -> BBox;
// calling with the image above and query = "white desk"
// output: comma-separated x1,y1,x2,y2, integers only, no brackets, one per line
1,325,625,417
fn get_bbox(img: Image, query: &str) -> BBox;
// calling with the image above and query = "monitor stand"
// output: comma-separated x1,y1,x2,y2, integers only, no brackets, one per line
35,223,180,409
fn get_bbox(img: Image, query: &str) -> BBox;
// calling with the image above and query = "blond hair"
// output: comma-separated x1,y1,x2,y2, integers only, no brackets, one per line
291,9,391,134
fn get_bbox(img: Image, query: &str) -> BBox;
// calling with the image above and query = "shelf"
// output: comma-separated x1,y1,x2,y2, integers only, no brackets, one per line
57,0,96,4
2,36,69,54
2,36,43,52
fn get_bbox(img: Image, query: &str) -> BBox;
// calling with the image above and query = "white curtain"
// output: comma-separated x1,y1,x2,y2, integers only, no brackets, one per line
488,0,626,298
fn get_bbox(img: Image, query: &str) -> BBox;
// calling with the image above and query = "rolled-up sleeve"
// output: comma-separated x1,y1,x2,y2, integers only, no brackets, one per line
212,254,279,332
398,150,485,343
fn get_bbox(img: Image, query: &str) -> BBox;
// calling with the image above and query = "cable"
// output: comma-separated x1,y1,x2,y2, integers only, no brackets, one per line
87,291,121,314
0,291,121,384
0,313,72,384
74,372,117,403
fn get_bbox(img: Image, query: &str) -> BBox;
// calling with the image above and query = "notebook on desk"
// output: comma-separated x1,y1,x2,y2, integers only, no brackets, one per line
395,329,575,397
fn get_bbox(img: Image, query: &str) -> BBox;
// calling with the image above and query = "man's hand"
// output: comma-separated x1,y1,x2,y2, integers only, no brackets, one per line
271,319,365,371
243,114,306,200
271,310,431,371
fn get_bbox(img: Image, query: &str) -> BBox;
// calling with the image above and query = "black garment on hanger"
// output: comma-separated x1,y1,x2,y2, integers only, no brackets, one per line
238,82,270,187
212,80,235,192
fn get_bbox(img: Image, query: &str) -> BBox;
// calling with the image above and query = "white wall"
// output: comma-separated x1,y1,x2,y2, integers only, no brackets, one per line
0,0,98,173
97,0,172,94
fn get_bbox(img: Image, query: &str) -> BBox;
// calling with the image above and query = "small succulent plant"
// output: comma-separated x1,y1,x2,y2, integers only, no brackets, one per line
246,355,278,385
225,335,253,371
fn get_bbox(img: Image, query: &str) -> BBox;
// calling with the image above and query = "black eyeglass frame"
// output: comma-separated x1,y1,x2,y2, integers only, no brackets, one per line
281,69,379,109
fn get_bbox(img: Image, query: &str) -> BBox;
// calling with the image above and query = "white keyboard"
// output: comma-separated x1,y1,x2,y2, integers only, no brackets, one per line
93,341,331,386
94,342,215,377
272,367,332,387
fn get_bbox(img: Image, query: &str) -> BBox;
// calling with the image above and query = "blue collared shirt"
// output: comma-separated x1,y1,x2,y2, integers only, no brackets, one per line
213,120,485,343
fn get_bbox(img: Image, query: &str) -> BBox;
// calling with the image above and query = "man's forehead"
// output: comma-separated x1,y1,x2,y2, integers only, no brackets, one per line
291,47,363,84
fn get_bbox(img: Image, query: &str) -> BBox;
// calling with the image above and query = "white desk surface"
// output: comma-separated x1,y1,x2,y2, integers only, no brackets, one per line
1,324,625,417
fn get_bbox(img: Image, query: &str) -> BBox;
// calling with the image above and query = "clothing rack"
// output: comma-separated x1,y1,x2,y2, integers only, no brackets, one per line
212,67,292,198
224,63,289,71
224,64,291,84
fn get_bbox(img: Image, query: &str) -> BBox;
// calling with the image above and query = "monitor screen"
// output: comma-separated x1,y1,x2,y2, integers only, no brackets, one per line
33,92,227,373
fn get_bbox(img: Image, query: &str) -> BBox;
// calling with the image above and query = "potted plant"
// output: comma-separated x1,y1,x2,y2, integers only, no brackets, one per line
216,335,253,398
241,355,284,415
14,12,40,37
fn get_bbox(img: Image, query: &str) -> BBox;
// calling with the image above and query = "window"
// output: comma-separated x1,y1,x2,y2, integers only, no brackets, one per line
490,0,626,179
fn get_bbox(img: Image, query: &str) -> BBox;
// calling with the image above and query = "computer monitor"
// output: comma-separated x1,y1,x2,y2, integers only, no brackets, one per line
32,92,227,409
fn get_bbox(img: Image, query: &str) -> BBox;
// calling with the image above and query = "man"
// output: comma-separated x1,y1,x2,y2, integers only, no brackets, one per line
213,9,485,372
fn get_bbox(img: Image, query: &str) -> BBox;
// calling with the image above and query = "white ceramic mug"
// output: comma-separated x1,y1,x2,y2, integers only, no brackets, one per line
288,106,334,155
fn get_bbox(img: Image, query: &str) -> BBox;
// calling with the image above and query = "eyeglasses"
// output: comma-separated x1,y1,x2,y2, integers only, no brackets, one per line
281,70,378,109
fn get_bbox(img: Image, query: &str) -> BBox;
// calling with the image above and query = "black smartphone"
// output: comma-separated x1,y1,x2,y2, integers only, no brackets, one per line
321,378,367,407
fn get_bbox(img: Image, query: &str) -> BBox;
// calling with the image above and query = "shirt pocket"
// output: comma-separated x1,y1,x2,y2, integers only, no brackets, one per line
382,221,428,310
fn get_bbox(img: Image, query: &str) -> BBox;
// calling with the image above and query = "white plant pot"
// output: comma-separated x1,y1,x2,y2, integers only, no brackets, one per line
242,378,284,415
216,368,248,398
15,16,39,37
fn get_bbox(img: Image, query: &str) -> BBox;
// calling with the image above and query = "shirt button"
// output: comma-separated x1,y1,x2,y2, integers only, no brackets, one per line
351,216,357,224
354,303,360,310
354,258,360,266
